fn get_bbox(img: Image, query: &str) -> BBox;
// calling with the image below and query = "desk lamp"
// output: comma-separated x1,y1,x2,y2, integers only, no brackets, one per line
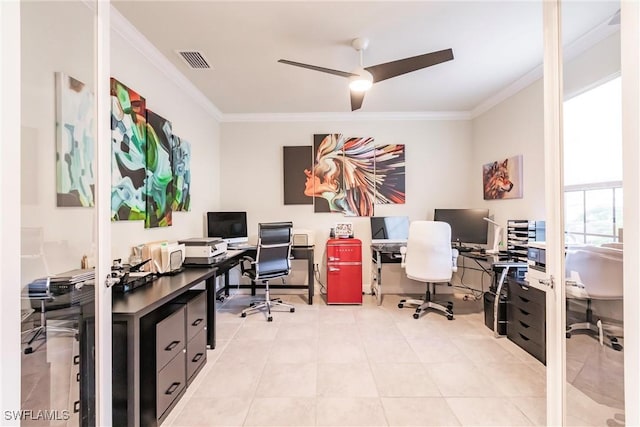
483,217,504,254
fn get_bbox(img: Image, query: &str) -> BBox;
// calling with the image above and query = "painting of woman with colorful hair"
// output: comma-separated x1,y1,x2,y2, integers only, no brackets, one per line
304,134,405,216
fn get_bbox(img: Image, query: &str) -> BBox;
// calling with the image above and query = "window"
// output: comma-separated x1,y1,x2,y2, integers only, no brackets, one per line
563,77,622,244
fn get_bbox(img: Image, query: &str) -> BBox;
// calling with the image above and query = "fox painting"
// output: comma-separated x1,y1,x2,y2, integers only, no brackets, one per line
482,156,523,200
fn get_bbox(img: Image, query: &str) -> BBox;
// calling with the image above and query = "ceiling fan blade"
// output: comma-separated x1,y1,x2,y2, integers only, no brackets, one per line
350,91,365,111
365,48,454,83
278,59,358,78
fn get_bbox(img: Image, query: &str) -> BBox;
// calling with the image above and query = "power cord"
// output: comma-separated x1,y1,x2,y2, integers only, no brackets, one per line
313,263,327,296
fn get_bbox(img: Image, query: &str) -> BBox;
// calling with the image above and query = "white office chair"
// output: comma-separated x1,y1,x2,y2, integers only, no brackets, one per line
565,245,623,351
398,221,459,320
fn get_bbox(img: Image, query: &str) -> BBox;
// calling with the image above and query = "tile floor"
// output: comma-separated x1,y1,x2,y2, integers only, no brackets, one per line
164,292,552,427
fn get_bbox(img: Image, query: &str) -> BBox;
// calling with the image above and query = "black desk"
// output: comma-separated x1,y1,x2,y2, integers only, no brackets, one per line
221,245,315,304
112,268,217,427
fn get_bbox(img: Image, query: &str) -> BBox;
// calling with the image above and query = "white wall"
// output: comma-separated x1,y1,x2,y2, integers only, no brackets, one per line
471,80,546,228
19,0,222,274
109,30,221,261
220,119,473,294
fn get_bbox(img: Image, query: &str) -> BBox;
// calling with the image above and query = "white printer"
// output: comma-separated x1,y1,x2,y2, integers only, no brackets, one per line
179,237,228,265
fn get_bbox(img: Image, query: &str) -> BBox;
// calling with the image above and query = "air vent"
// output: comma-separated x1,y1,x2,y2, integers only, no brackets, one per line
176,50,211,69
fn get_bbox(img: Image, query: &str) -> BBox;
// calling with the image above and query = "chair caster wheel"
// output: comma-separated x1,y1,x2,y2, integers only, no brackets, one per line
218,296,225,302
24,347,33,355
566,332,571,338
398,303,404,309
413,313,420,320
290,308,295,313
447,304,453,311
267,316,273,322
612,342,623,351
241,312,247,318
447,315,454,321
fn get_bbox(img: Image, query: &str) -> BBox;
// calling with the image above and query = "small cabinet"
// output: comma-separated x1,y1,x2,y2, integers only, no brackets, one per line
179,290,208,384
140,304,187,426
507,278,546,364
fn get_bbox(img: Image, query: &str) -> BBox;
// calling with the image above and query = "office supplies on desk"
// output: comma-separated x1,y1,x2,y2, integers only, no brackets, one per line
179,237,227,265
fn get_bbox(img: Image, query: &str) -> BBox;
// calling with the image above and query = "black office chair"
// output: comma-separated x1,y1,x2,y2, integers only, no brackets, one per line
240,222,295,321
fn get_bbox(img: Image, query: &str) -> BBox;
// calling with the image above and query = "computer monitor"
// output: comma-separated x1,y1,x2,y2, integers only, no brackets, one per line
370,216,410,243
433,208,489,246
206,212,248,244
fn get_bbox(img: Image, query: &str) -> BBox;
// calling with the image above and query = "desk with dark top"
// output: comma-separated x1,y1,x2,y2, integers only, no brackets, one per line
112,267,217,427
221,245,315,304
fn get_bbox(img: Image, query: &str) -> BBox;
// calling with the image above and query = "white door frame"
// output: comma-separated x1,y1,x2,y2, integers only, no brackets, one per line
95,1,113,425
0,0,22,422
621,1,640,425
542,1,566,425
0,1,113,424
544,1,640,426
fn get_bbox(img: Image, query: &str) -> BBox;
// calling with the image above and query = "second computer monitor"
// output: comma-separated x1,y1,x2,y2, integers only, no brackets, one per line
433,208,489,246
370,216,410,243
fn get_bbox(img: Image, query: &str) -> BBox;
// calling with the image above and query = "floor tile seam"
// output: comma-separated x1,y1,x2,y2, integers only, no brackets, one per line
380,395,464,427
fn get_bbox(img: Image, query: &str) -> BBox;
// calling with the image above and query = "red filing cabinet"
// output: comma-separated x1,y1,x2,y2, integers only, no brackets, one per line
326,238,362,304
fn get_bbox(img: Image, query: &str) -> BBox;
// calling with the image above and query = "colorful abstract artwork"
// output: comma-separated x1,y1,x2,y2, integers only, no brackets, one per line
482,154,524,200
145,110,174,228
374,144,406,204
298,134,406,216
283,146,313,205
110,78,147,221
55,72,95,207
171,135,191,211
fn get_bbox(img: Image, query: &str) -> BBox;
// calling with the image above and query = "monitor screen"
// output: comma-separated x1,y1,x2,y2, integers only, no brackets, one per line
370,216,410,243
206,212,248,244
433,209,489,245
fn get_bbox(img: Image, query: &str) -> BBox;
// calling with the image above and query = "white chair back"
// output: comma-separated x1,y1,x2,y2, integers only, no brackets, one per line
405,221,454,283
565,245,623,300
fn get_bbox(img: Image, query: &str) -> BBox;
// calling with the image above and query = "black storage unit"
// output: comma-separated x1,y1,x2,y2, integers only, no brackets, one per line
483,291,507,335
507,278,546,364
140,304,188,427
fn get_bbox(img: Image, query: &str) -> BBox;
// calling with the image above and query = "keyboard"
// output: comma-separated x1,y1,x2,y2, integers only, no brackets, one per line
456,246,474,252
375,243,405,253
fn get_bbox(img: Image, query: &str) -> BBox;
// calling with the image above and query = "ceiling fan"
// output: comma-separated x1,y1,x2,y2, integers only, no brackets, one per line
278,38,454,111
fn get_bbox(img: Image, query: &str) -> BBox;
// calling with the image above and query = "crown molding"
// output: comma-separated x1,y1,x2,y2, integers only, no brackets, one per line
110,5,223,121
470,64,543,119
220,110,472,123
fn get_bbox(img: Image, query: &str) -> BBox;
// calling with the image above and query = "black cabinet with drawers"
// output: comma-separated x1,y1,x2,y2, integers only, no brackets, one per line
507,278,546,364
113,269,216,427
139,289,208,426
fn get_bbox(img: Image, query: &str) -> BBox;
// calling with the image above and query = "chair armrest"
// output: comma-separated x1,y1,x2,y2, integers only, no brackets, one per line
240,256,255,275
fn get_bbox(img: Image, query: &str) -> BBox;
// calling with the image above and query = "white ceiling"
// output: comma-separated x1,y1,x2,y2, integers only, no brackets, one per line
112,1,620,116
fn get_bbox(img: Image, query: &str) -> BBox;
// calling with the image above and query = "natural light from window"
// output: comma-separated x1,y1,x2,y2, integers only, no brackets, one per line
563,77,622,244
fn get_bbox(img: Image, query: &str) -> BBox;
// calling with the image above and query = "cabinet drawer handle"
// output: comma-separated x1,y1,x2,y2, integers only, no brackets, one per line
519,333,530,341
518,296,530,303
73,355,80,365
519,320,530,329
73,400,80,413
76,373,80,382
192,318,203,327
192,352,204,363
165,382,181,395
519,308,530,316
164,340,180,351
521,285,530,291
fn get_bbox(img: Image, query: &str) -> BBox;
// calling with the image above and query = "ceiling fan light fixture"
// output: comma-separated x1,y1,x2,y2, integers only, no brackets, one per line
349,68,373,92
